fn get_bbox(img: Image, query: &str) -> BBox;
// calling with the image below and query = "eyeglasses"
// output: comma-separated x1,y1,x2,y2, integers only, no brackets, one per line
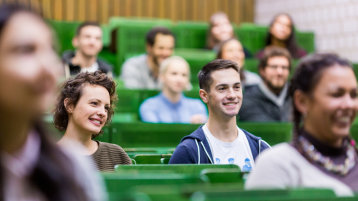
267,65,290,71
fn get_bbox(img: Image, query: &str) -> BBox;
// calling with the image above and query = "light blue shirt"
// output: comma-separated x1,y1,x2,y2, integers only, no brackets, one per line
139,93,208,123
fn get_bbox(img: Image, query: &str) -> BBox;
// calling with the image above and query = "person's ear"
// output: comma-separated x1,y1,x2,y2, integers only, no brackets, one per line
72,37,78,48
294,90,309,116
146,44,152,54
64,98,74,114
199,89,209,104
259,67,265,78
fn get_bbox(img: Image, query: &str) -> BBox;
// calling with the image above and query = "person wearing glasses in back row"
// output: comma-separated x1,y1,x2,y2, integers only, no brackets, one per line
238,47,292,122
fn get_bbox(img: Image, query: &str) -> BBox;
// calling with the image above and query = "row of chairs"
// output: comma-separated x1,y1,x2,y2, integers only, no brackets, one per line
103,164,357,201
48,17,316,76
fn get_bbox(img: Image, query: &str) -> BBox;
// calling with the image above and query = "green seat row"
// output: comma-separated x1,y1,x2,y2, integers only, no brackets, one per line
48,18,316,76
94,122,292,149
132,154,172,164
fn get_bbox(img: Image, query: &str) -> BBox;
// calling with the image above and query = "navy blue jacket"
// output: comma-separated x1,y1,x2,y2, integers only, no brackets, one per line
169,126,270,164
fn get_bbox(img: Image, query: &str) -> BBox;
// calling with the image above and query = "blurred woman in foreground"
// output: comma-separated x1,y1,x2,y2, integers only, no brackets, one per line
0,3,104,201
246,53,358,196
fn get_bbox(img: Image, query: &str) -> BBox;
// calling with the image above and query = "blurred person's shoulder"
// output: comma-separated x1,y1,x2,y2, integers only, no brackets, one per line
58,139,108,201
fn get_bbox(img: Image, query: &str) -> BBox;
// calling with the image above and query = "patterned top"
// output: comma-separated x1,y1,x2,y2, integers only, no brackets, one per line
91,141,131,172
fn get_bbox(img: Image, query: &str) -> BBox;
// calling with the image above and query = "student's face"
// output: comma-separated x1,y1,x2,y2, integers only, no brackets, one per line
200,68,242,119
211,17,233,42
260,56,290,92
221,40,245,68
74,25,103,57
161,61,189,94
270,14,292,41
67,84,110,135
0,12,62,118
300,65,358,147
147,34,174,66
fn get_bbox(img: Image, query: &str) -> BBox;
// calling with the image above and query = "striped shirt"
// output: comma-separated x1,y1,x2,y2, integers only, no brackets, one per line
91,141,131,172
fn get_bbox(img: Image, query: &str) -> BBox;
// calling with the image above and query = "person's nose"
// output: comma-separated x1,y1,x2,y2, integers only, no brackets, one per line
342,94,357,110
226,88,236,100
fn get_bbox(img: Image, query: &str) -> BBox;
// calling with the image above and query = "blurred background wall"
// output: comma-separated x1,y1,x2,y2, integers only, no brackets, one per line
0,0,254,24
255,0,358,62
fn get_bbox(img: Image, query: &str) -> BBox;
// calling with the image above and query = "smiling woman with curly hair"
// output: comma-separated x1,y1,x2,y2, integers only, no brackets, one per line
55,71,131,171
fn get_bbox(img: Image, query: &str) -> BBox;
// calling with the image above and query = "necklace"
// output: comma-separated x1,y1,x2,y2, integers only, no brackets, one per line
299,136,356,176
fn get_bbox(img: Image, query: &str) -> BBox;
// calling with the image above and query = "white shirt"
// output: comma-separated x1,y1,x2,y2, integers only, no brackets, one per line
81,62,99,73
203,124,255,171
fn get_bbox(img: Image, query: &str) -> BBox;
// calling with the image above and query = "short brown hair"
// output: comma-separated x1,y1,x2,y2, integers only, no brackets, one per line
258,47,292,71
54,71,117,137
198,59,240,92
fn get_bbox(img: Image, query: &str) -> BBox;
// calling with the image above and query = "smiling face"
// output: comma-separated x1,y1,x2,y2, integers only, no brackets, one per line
301,65,358,147
0,12,62,118
260,56,290,94
73,25,103,58
161,60,189,95
147,34,175,66
221,39,245,68
200,68,242,119
67,84,110,136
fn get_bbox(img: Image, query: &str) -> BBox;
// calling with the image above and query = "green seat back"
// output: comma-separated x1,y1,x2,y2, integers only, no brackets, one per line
200,168,244,185
102,172,201,193
47,20,81,54
133,154,172,164
295,31,315,53
115,164,239,175
235,23,315,55
235,23,268,55
173,21,209,49
111,122,199,147
239,122,292,145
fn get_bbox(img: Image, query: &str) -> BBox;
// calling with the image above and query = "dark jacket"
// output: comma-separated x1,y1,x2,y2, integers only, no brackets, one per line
62,50,112,78
169,126,270,164
239,82,292,122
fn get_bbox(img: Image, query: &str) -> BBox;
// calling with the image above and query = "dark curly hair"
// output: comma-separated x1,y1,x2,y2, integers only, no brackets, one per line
54,71,117,137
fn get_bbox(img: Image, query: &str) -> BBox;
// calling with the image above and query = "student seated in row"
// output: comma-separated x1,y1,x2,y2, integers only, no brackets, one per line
120,27,175,89
55,71,131,171
62,21,113,78
239,47,292,122
169,59,270,171
140,56,207,124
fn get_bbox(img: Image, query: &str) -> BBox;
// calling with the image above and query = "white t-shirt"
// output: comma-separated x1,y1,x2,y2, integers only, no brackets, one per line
81,62,99,73
203,124,255,171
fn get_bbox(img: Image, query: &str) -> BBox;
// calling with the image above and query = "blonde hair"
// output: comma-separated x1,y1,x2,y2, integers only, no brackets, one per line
159,56,192,90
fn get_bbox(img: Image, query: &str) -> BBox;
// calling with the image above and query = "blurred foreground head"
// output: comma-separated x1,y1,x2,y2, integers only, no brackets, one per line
0,3,62,120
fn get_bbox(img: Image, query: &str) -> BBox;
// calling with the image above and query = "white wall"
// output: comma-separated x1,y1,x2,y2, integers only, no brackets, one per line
255,0,358,62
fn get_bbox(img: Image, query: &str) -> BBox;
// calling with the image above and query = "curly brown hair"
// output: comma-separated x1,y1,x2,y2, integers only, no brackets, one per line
54,71,117,137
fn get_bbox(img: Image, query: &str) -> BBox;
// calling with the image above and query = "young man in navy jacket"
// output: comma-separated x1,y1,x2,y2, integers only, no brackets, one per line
169,59,270,170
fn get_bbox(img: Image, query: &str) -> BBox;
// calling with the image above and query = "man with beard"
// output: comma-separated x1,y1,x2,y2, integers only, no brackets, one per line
120,27,175,89
62,22,112,78
239,47,292,122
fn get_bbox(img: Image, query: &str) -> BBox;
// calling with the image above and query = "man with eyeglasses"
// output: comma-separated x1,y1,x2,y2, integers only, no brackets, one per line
238,47,292,122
